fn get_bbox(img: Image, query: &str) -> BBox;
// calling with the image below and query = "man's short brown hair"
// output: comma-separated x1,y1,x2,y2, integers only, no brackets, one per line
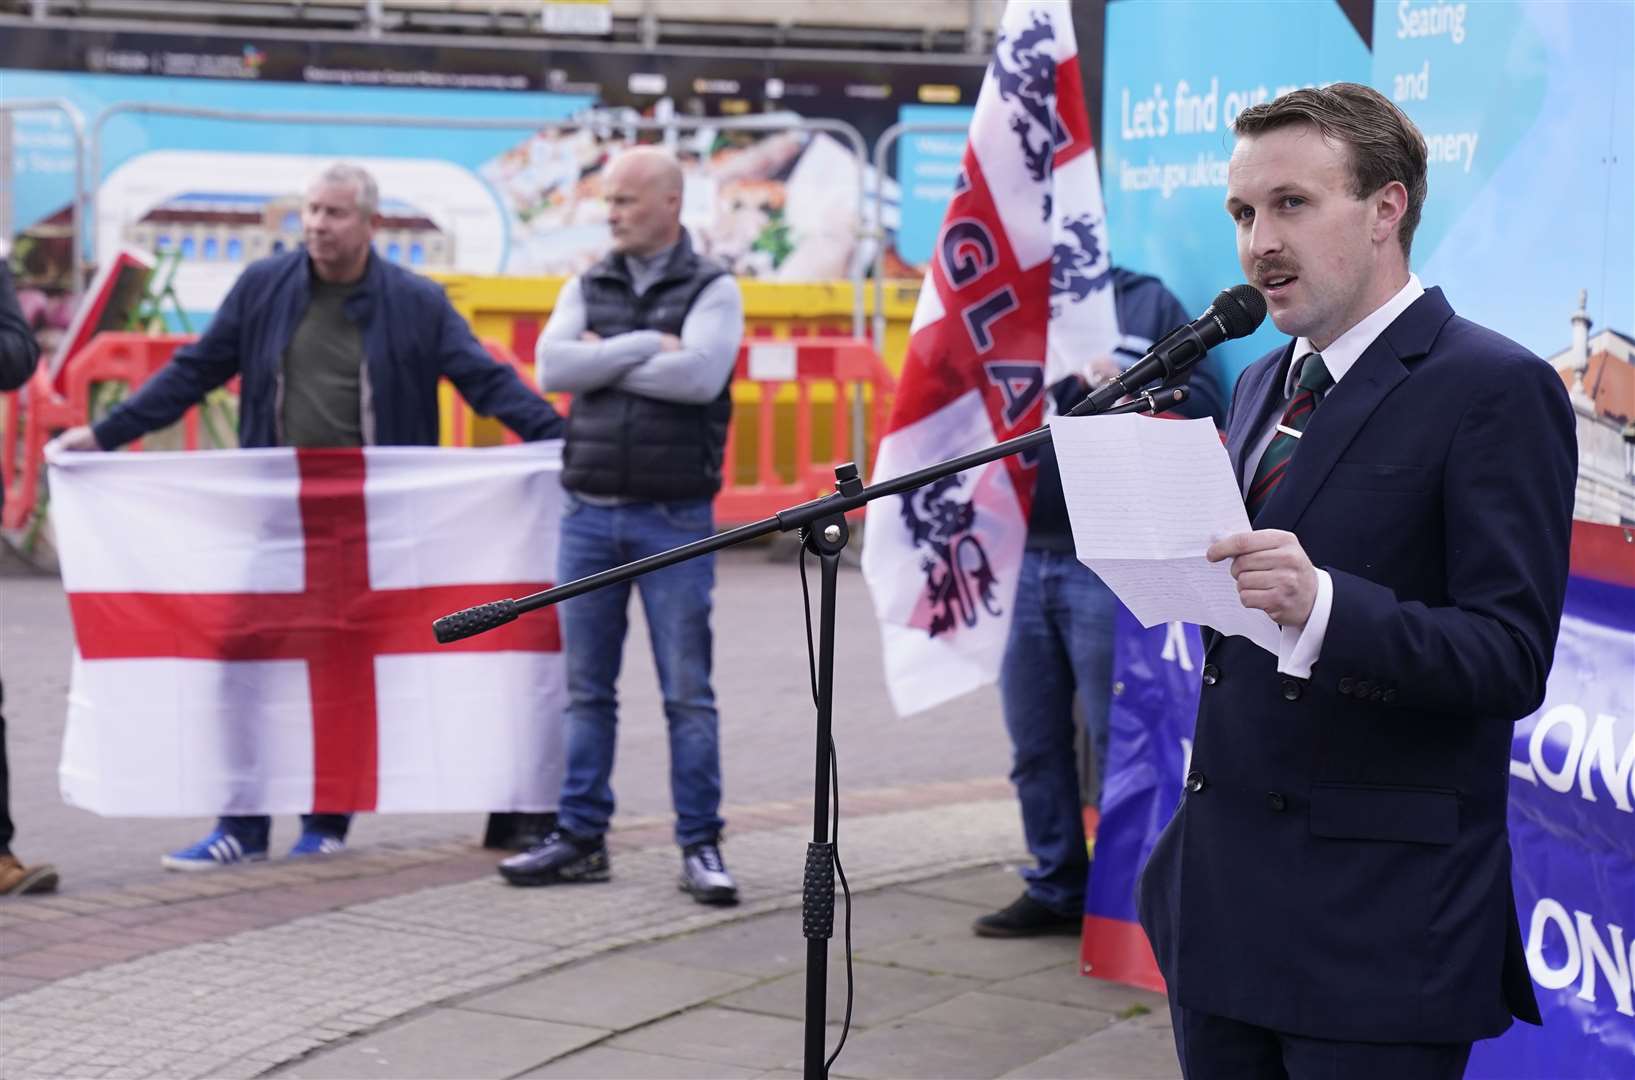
1233,82,1429,258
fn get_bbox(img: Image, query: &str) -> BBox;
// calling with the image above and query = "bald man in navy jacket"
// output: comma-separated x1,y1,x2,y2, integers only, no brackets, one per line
1138,84,1574,1080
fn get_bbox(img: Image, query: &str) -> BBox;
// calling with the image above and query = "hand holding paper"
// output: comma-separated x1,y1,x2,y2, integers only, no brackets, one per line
1047,414,1281,655
1206,529,1320,630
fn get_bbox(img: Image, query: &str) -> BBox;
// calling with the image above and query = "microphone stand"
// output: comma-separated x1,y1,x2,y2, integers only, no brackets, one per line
435,383,1189,1080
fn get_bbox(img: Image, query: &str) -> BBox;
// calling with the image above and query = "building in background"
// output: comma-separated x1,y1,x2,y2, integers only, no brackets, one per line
1549,291,1635,525
123,193,453,269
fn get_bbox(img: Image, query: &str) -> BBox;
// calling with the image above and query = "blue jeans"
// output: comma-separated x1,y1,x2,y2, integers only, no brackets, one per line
999,547,1117,916
219,814,351,848
555,494,724,848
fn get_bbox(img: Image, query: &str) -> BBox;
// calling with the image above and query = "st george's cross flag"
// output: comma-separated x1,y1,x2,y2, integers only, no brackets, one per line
48,442,567,816
861,0,1121,716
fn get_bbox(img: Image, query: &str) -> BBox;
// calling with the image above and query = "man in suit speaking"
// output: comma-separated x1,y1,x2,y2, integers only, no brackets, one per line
1138,83,1576,1079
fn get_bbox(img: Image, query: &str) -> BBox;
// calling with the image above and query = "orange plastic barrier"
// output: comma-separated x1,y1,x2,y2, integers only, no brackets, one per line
717,336,894,525
2,333,192,530
0,332,523,531
2,331,896,533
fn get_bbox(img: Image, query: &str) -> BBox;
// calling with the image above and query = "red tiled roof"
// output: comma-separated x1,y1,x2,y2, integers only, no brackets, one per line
1560,350,1635,425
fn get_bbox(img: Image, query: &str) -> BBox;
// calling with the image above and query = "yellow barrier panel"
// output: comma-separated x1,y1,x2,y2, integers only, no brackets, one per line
431,273,922,371
429,273,923,455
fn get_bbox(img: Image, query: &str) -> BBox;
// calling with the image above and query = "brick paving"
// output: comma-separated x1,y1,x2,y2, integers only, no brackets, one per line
0,786,1061,1079
0,780,1009,996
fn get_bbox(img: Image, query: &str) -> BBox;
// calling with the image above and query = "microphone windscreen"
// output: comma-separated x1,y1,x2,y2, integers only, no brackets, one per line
1213,284,1268,339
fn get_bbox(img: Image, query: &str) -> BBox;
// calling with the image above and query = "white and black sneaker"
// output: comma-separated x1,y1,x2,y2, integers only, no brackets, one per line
679,840,738,905
498,831,610,887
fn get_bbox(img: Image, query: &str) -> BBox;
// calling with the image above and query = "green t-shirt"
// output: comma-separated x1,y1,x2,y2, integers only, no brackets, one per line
281,278,364,448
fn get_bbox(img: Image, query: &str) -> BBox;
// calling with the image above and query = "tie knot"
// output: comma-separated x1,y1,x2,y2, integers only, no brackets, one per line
1296,352,1332,394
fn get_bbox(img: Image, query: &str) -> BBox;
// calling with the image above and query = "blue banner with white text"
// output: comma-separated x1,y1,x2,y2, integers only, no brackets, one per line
1470,570,1635,1078
1083,525,1635,1077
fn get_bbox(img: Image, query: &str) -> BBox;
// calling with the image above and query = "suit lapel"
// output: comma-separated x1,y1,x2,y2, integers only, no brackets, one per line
1254,289,1454,533
1205,347,1292,660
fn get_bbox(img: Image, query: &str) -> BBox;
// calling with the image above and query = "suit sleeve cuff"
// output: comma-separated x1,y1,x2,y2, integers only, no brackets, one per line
1276,568,1333,678
91,412,135,452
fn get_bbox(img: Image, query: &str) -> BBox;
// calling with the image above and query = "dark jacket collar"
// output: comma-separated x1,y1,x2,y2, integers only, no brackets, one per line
586,228,698,290
1249,287,1455,533
300,248,381,295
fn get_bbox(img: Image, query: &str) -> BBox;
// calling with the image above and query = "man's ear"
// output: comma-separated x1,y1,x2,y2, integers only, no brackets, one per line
1372,180,1409,246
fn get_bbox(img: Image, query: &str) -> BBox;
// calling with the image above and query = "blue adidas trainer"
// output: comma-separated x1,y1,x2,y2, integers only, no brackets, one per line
160,827,269,871
288,832,346,858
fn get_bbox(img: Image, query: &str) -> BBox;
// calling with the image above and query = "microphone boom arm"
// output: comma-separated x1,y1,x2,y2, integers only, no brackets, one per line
432,386,1189,643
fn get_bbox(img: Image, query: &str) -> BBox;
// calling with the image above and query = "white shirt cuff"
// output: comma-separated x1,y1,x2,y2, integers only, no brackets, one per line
1276,568,1333,678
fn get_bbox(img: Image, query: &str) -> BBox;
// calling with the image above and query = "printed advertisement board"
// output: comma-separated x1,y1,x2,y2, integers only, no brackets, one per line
2,25,983,336
1099,0,1631,389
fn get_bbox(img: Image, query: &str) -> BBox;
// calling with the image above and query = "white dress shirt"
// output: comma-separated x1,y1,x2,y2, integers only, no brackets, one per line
1250,273,1425,677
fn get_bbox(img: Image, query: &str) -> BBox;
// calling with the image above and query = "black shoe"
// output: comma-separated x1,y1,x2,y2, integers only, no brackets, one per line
498,831,609,887
483,812,559,852
678,840,738,905
972,893,1080,938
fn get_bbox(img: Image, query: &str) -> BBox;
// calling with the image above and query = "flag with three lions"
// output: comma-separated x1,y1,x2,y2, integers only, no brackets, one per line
862,0,1121,716
49,442,568,816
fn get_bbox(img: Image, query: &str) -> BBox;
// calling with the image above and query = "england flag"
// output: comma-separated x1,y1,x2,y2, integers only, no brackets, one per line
50,442,567,816
861,0,1121,716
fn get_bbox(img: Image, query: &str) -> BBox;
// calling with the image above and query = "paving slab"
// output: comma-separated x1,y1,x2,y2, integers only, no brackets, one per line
859,926,1077,981
898,864,1027,913
718,958,984,1029
272,1007,606,1079
607,1006,808,1071
621,908,810,978
1002,1018,1182,1079
521,1045,762,1079
826,1018,1056,1079
460,955,756,1030
905,989,1119,1042
828,888,1008,951
625,887,994,979
988,962,1169,1015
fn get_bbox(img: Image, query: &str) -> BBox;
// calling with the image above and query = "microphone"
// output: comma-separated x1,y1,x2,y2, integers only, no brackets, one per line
1067,284,1266,417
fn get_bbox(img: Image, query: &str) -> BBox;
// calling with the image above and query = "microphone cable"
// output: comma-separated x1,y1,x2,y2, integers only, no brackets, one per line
797,533,856,1075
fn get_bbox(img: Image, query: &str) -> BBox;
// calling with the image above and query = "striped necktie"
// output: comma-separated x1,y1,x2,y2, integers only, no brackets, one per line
1246,352,1333,519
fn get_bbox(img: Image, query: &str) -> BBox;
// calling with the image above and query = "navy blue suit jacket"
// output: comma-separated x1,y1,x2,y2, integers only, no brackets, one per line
1138,288,1575,1043
92,249,562,450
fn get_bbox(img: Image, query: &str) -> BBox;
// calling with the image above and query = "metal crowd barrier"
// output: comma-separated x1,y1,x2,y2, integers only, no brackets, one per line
869,121,970,355
3,329,895,534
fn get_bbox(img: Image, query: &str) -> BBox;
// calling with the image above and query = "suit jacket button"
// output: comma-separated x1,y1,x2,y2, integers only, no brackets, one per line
1201,664,1219,687
1267,791,1286,812
1281,678,1303,701
1338,676,1355,694
1185,771,1206,794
